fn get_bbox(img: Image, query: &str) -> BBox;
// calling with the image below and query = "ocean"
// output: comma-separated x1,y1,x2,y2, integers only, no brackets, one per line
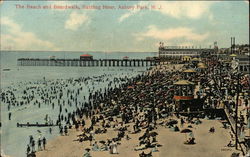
0,51,156,157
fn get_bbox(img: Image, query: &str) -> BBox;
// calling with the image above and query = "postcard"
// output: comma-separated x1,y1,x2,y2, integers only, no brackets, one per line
0,1,249,157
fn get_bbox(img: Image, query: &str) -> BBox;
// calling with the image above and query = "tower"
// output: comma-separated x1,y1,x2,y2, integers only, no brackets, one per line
214,41,218,53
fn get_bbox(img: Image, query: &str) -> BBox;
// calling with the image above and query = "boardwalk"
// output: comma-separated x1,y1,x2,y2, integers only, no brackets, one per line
224,105,247,154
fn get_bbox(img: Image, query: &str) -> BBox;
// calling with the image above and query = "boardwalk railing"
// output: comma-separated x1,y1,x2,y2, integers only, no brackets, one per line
17,58,158,67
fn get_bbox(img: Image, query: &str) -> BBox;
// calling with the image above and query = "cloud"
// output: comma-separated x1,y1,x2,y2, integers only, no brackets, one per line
119,10,138,22
64,12,89,30
1,17,58,51
154,1,215,19
119,1,215,22
134,25,209,41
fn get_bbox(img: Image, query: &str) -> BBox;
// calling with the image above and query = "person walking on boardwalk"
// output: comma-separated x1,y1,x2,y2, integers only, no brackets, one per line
42,137,46,150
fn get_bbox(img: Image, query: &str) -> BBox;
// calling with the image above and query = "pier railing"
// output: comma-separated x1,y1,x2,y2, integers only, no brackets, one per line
17,58,159,67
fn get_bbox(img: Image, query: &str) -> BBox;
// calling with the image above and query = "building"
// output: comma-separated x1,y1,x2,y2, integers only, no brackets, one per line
123,56,129,60
181,56,192,62
49,56,56,60
80,54,93,60
158,42,215,60
236,55,250,74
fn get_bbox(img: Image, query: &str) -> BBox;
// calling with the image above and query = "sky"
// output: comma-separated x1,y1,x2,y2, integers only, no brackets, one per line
0,1,249,52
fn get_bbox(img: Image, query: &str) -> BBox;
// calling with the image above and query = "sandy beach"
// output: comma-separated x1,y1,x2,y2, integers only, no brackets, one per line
36,116,239,157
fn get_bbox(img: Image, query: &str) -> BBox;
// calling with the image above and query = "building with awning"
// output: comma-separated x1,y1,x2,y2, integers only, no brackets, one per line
80,54,93,60
197,63,208,70
182,69,197,78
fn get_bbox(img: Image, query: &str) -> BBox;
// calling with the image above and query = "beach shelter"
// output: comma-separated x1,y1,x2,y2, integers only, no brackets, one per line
191,58,199,61
197,63,207,73
198,65,207,69
229,54,237,57
173,80,195,111
173,80,195,86
229,54,237,61
197,62,207,68
183,69,197,73
182,69,197,78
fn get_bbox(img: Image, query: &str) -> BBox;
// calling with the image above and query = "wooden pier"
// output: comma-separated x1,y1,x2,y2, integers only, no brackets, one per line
17,58,159,67
17,122,57,127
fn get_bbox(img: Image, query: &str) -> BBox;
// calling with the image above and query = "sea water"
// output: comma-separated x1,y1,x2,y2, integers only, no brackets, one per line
0,51,156,157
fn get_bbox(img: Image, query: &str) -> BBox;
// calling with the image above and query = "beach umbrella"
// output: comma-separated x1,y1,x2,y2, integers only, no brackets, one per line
219,120,228,124
180,129,192,140
99,140,106,144
167,120,178,126
180,129,192,133
136,82,143,85
149,132,158,137
145,82,151,86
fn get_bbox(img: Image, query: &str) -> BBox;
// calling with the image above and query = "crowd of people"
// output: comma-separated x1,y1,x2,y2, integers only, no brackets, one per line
26,136,46,156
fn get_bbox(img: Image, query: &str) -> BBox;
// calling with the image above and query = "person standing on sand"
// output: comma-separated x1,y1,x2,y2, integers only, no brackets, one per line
110,140,118,154
31,140,35,152
8,112,11,120
42,137,46,150
83,148,91,157
38,138,42,151
64,125,68,135
26,144,30,155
